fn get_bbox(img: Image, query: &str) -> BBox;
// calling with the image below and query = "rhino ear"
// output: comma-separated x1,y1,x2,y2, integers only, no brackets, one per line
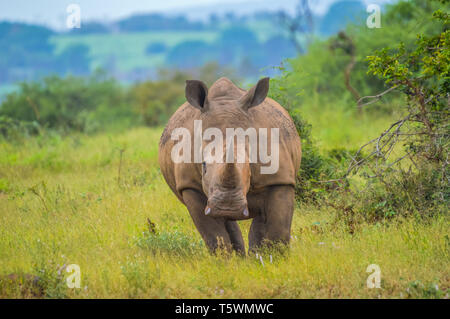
185,80,209,112
239,77,270,110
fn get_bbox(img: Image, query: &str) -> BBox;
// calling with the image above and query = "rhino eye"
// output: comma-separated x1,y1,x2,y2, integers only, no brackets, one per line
202,161,206,174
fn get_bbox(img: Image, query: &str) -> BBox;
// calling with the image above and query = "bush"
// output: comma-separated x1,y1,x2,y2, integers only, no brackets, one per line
269,0,449,221
330,161,448,227
272,0,445,107
326,1,449,225
0,71,138,134
129,79,185,127
0,115,41,139
269,75,348,202
0,63,243,136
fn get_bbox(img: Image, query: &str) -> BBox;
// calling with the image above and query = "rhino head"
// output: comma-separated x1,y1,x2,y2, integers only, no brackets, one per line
185,77,270,220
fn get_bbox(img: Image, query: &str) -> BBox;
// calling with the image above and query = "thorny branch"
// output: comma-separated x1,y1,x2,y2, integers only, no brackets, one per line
318,85,448,186
357,85,399,108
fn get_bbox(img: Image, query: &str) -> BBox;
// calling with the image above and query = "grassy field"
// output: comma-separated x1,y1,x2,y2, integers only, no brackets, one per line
0,105,448,298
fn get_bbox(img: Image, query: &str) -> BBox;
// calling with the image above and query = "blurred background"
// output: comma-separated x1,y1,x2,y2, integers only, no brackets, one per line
0,0,392,91
1,0,442,134
0,0,401,132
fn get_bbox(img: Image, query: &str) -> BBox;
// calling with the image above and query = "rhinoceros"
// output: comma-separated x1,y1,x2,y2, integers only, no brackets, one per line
158,77,301,254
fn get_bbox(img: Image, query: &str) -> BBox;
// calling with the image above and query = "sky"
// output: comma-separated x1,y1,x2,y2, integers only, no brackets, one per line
0,0,391,30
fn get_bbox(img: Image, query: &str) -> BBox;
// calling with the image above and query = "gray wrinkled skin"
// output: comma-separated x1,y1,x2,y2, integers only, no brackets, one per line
159,77,302,254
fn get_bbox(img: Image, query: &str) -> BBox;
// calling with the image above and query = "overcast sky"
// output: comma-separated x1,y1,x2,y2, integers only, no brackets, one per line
0,0,391,30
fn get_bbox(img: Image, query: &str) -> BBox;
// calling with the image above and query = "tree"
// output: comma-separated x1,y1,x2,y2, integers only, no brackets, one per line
342,3,449,215
330,31,361,104
278,0,314,54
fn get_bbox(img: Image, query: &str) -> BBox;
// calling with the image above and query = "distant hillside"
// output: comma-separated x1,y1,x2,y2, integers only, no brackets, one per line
0,22,90,84
68,11,280,35
0,0,378,87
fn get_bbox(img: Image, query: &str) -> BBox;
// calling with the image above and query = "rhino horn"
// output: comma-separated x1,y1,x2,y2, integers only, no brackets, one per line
221,163,239,188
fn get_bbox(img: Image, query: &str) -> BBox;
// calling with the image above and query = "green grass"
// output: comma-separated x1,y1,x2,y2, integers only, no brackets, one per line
0,105,448,298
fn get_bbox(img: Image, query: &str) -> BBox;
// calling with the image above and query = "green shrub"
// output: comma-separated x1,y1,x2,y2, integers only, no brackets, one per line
269,76,348,202
129,79,185,127
269,0,449,219
270,0,445,108
325,1,449,226
0,115,41,140
0,71,138,134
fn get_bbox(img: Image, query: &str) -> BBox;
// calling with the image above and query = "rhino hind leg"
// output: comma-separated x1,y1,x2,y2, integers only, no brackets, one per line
248,185,294,252
182,189,244,254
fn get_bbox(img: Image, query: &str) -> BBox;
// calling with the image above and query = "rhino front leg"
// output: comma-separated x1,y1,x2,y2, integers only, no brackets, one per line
182,189,244,254
225,220,245,254
248,185,294,252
